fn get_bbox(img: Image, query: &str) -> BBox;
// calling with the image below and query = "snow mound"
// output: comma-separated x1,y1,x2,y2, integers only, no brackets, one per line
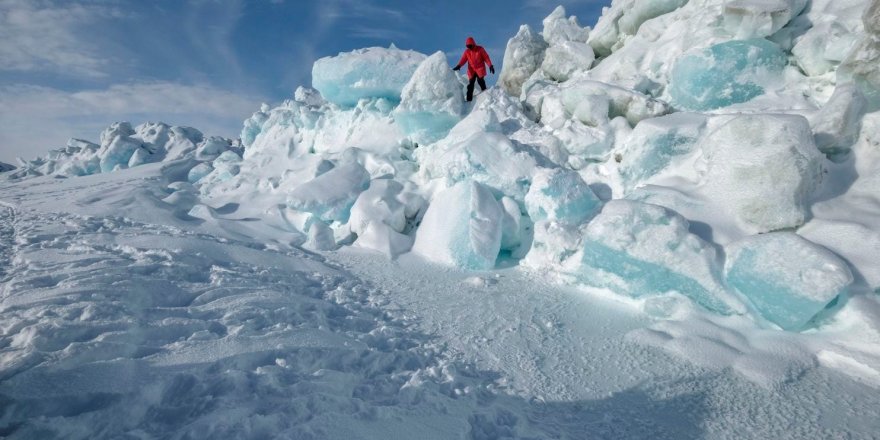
312,46,427,107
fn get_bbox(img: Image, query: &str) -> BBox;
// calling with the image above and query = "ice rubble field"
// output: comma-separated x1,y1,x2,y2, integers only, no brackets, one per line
3,0,880,438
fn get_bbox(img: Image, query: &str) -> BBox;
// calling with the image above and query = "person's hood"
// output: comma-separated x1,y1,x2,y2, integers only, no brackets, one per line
465,37,476,47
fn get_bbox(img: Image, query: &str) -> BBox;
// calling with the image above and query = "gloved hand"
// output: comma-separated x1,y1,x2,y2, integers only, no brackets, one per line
489,66,495,74
452,65,461,71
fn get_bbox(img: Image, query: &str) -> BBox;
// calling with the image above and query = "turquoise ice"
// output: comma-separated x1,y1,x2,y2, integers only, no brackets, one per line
669,39,787,110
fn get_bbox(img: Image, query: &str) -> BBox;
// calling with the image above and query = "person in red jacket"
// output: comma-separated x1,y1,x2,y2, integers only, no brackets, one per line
452,36,494,101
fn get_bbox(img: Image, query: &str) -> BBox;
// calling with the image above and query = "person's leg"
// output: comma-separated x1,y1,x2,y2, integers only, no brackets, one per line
477,76,487,91
466,75,477,101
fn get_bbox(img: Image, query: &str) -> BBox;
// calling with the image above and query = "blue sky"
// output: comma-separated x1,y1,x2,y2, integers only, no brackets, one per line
0,0,609,163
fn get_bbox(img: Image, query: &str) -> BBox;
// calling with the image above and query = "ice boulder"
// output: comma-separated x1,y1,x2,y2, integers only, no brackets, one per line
577,200,736,313
541,41,595,82
810,84,868,155
394,52,465,144
725,232,853,331
588,0,688,57
98,122,143,173
499,25,548,96
669,39,787,111
792,20,860,77
187,163,213,183
723,0,808,39
412,180,503,270
197,150,242,187
348,178,425,256
838,34,880,111
541,5,590,46
525,168,602,225
417,130,538,200
618,112,707,191
195,136,234,161
698,114,824,234
312,46,427,107
0,161,15,173
287,162,370,223
560,80,670,126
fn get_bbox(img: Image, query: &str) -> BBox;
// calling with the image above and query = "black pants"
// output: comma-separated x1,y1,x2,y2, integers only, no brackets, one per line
467,75,487,101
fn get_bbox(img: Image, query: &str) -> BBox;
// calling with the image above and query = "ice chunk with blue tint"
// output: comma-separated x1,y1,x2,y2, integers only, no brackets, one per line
287,162,370,223
312,46,426,107
725,232,853,331
618,112,707,191
394,52,464,144
577,200,737,314
98,125,142,173
525,168,602,225
723,0,808,39
187,163,213,183
412,180,503,270
669,39,787,111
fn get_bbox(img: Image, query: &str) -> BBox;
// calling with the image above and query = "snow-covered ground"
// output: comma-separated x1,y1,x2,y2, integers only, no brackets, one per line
3,0,880,437
1,155,878,439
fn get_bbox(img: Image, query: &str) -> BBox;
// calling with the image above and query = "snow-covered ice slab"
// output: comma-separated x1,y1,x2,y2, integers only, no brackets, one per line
697,113,823,234
725,232,853,331
499,25,547,96
618,112,707,191
576,200,737,314
312,46,426,107
525,167,602,225
723,0,808,39
412,180,503,270
394,51,465,144
669,39,787,110
287,162,370,223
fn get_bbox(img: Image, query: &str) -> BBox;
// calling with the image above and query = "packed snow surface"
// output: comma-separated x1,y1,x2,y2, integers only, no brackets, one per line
3,0,880,438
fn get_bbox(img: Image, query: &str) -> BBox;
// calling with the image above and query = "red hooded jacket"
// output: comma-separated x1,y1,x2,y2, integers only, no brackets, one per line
456,37,493,79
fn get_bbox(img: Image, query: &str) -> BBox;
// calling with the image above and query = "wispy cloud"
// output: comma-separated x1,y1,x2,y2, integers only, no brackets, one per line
0,82,264,162
0,0,124,77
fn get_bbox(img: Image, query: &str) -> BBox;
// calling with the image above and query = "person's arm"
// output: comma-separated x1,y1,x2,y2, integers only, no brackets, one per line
481,47,494,74
453,51,467,71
